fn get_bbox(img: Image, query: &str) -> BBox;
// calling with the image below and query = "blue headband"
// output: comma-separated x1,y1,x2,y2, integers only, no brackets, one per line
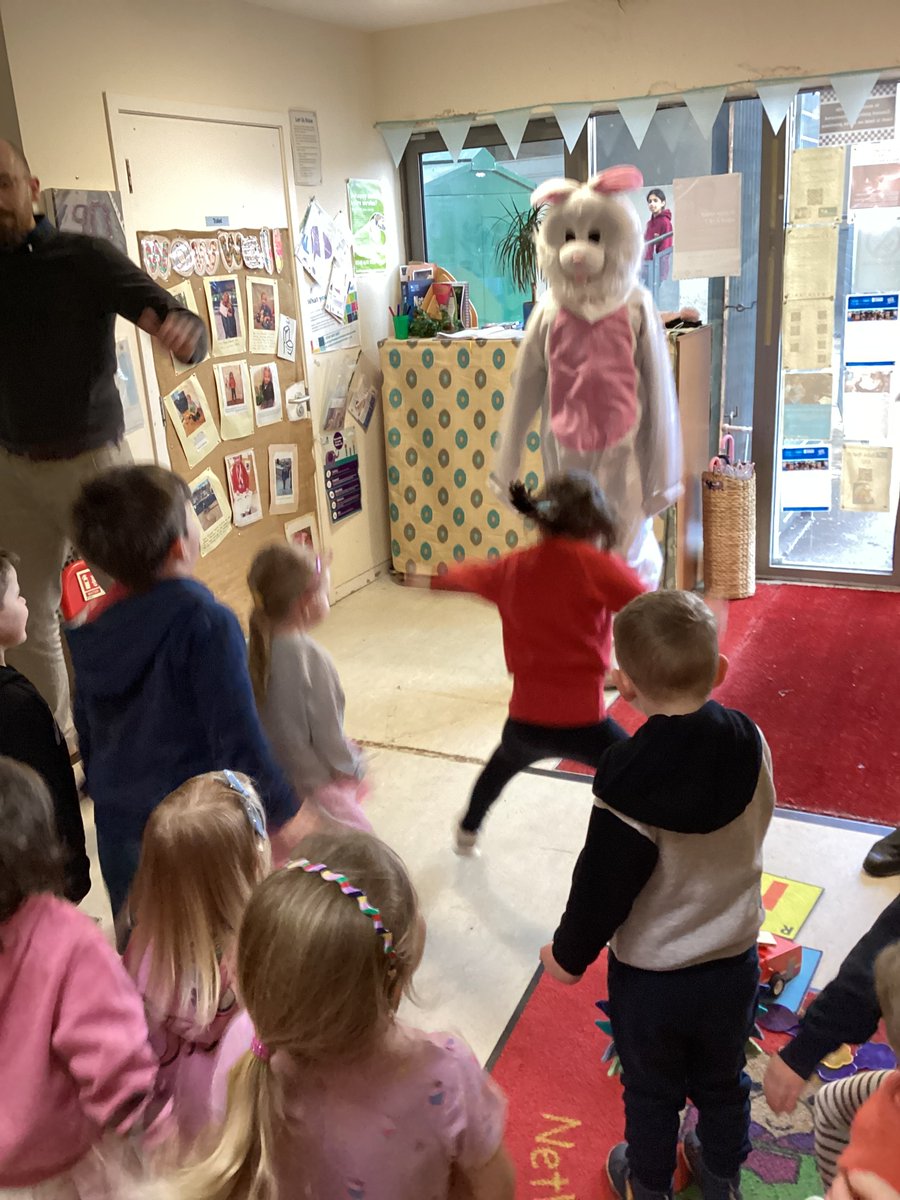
221,770,267,839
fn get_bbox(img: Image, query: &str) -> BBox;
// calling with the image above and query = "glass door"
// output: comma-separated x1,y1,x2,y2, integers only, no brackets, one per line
766,84,900,581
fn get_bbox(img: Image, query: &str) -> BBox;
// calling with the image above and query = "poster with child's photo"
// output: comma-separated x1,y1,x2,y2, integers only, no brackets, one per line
188,468,232,557
246,277,279,356
212,361,254,440
204,275,245,356
163,374,220,468
251,361,283,426
224,449,264,527
268,443,299,513
284,512,320,557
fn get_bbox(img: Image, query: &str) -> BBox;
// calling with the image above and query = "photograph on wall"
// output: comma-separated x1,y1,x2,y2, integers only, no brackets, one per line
246,276,279,356
347,178,387,274
840,444,893,511
163,374,220,469
251,361,283,426
782,371,833,440
225,449,264,527
843,366,895,441
268,443,299,514
850,143,900,211
212,361,254,440
165,281,202,373
204,275,245,357
188,468,232,557
297,198,338,286
284,512,321,556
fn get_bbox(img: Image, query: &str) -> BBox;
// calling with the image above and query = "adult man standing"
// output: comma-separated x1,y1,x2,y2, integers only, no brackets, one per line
0,140,208,730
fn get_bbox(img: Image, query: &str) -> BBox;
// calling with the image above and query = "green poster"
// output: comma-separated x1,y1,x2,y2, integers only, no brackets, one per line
347,178,387,274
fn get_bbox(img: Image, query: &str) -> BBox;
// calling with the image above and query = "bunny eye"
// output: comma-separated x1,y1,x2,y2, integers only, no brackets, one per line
588,230,602,244
564,230,576,242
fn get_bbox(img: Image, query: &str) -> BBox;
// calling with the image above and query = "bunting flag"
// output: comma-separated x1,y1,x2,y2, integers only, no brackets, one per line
617,97,659,150
684,86,727,141
377,122,417,169
495,107,533,159
756,80,798,134
830,71,880,128
436,116,475,162
594,112,622,158
656,106,691,154
551,102,594,152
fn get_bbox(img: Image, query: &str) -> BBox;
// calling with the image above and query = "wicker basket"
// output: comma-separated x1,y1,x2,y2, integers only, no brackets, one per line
702,471,756,599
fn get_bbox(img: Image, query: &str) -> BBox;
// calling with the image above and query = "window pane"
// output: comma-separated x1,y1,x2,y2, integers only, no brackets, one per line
422,139,564,325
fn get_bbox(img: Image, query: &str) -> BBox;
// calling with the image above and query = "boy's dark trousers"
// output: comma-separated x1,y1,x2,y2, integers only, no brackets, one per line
608,946,760,1191
460,716,628,833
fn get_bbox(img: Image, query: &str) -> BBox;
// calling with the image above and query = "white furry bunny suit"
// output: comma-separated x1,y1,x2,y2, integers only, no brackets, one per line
491,165,683,586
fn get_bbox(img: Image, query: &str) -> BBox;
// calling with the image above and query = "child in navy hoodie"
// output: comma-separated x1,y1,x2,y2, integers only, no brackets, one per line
67,465,300,920
542,590,775,1200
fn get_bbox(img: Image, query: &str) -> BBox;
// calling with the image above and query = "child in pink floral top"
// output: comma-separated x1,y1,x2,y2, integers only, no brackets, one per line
125,770,270,1145
175,831,513,1200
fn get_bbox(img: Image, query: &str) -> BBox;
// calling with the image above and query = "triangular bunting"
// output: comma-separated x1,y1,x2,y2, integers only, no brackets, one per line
377,122,417,169
618,97,659,150
551,102,594,153
656,106,691,154
684,86,726,140
757,80,798,134
594,112,621,158
495,107,533,159
830,71,880,129
436,115,474,162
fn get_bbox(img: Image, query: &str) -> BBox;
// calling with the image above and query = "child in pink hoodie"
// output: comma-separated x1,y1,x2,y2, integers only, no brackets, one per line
0,755,165,1197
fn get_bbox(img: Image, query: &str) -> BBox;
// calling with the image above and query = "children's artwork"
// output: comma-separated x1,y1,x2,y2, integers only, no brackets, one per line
240,233,265,271
188,468,232,557
277,313,297,362
190,238,219,276
114,339,145,435
140,235,171,281
297,198,338,286
285,380,311,422
163,374,221,469
760,873,823,940
170,237,195,277
251,361,283,426
259,227,274,275
347,354,381,432
272,228,285,273
204,276,245,357
347,178,387,274
321,428,361,523
165,281,202,374
305,285,361,355
840,444,893,512
218,230,242,272
268,443,299,513
225,449,264,527
212,361,254,440
284,512,321,556
246,276,279,355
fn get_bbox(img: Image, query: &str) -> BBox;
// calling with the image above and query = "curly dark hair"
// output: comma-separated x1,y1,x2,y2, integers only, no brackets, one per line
509,471,619,547
0,757,64,926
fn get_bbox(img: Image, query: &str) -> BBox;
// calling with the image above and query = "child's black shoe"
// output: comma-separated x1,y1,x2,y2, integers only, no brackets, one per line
606,1142,673,1200
683,1131,743,1200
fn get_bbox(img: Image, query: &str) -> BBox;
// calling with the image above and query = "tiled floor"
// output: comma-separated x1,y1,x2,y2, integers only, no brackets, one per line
81,574,900,1067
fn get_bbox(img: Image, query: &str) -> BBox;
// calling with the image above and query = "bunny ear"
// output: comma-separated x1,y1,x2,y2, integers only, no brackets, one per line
530,178,580,208
589,165,644,194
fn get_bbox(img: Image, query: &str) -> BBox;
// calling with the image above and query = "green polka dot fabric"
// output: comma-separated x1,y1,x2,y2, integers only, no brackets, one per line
379,337,542,574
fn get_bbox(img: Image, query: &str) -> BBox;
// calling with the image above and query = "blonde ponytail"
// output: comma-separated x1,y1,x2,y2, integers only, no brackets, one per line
173,1051,281,1200
247,605,272,708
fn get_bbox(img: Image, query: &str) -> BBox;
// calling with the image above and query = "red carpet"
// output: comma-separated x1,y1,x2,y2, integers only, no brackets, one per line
490,953,818,1200
557,584,900,826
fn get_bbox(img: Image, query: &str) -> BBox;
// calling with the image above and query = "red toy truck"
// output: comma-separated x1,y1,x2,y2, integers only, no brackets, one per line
758,931,803,998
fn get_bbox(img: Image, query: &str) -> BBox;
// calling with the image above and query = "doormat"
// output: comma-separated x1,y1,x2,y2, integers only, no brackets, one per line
490,951,821,1200
553,584,900,825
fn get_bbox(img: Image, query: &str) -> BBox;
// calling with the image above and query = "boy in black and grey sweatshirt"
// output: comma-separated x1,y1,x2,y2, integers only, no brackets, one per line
541,590,776,1200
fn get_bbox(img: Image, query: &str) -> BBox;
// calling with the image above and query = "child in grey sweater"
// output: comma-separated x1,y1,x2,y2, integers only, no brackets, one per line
246,544,370,835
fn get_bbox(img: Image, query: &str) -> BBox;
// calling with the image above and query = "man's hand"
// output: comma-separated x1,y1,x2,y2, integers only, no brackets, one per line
139,308,203,362
762,1052,807,1113
540,943,582,985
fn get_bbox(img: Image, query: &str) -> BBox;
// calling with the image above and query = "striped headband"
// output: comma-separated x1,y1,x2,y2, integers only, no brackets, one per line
292,858,396,960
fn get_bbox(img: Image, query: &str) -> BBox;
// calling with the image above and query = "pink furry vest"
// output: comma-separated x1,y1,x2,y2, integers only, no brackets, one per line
548,305,638,452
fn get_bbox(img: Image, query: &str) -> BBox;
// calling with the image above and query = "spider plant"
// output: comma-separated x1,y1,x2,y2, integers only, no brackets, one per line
495,201,544,302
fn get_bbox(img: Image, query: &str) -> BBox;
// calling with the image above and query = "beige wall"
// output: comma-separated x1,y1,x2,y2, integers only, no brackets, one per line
373,0,900,120
0,9,19,145
0,0,397,596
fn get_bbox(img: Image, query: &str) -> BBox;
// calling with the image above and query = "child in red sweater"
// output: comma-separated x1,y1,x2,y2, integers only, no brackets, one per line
415,471,644,853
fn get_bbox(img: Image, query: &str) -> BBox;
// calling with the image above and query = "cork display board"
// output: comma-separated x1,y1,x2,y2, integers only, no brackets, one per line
139,227,316,621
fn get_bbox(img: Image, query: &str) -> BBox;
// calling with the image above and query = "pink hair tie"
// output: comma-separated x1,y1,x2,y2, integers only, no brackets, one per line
250,1035,270,1062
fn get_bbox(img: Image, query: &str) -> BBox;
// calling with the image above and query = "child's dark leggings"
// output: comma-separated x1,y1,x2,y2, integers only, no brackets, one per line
460,715,628,833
